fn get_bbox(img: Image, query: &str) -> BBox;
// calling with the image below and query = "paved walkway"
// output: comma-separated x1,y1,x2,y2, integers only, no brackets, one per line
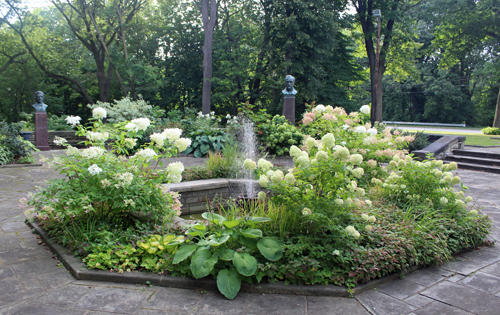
1,151,500,314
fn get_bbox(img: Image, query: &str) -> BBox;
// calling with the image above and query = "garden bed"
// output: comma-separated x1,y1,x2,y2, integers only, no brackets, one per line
27,219,421,297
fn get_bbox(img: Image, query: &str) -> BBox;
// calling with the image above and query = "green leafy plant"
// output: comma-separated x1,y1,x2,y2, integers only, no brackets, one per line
0,121,35,160
257,115,304,156
482,127,500,135
183,129,227,158
26,107,190,247
172,212,283,299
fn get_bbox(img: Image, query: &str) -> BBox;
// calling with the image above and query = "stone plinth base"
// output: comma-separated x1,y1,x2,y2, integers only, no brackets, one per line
283,96,295,125
34,112,50,151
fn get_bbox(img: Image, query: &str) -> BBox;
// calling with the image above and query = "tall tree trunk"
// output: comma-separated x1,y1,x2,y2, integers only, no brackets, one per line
354,0,400,124
494,88,500,128
200,0,217,115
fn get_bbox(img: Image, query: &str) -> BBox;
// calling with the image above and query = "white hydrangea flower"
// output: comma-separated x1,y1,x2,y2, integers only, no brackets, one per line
469,210,478,216
66,146,80,156
289,145,302,158
367,128,377,136
92,107,107,119
335,199,344,206
360,105,371,114
465,196,473,203
125,122,138,132
350,154,363,166
321,133,335,149
80,146,106,159
270,170,284,183
257,158,273,172
440,197,448,205
88,164,103,175
53,136,67,146
333,146,350,161
174,138,191,152
130,118,150,131
354,126,367,133
86,131,109,142
124,138,137,149
315,104,326,113
332,249,340,256
134,148,157,159
345,225,360,239
296,155,310,167
301,208,312,215
243,159,257,170
352,167,364,178
150,133,167,147
162,128,183,142
167,162,185,176
101,179,111,187
257,191,266,200
258,175,269,188
284,173,295,184
114,172,134,187
65,115,81,126
316,150,328,162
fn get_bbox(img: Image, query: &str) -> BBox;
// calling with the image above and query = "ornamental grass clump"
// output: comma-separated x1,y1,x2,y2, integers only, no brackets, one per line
25,107,191,247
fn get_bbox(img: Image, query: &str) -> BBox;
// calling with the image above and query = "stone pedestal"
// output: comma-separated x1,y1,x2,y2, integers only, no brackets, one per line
283,96,295,125
34,112,50,151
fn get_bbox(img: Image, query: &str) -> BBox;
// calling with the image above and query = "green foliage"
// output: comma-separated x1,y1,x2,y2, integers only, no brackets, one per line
171,212,283,299
0,143,13,165
26,108,190,247
257,115,304,156
482,127,500,135
180,110,227,158
0,121,34,159
88,96,165,124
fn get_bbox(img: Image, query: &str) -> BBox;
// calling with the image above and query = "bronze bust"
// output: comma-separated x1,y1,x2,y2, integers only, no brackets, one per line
282,75,297,96
32,91,48,112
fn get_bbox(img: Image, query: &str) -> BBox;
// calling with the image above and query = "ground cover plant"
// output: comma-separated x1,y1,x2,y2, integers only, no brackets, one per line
24,104,491,300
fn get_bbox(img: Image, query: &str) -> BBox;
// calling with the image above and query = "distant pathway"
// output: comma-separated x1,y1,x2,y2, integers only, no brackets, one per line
1,152,500,314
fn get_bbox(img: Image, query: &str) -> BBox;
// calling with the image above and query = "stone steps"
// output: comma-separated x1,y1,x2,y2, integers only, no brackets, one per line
444,149,500,174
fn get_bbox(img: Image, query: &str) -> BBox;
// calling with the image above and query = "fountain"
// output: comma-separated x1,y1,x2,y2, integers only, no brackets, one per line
238,118,258,201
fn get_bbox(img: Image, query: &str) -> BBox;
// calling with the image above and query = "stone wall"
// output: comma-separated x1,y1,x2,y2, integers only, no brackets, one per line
166,178,265,215
31,131,87,149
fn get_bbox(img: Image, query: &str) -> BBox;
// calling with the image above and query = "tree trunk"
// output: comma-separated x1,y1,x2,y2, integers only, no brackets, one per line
493,88,500,128
200,0,217,115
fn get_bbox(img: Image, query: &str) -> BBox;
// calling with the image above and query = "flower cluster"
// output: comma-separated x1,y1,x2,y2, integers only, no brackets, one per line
167,162,184,183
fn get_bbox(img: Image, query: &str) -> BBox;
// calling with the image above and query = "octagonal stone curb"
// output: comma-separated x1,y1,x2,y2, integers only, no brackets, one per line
27,220,418,297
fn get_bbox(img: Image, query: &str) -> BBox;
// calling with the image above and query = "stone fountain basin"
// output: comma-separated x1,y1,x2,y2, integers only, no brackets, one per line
165,178,265,216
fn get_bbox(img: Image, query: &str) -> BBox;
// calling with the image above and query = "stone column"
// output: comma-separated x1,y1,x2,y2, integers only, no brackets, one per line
34,112,50,151
283,96,295,125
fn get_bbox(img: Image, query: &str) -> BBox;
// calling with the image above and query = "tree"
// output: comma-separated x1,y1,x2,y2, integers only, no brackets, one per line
352,0,419,123
433,0,500,127
198,0,217,114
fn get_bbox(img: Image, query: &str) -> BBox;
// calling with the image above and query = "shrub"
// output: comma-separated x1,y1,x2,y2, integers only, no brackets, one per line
0,143,13,165
88,96,165,123
257,115,304,156
181,110,227,157
0,121,34,159
26,107,191,247
482,127,500,135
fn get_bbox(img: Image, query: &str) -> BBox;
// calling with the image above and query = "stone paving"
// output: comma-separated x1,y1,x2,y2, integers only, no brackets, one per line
1,151,500,314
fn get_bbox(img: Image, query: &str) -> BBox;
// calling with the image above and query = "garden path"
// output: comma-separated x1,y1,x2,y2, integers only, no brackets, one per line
1,150,500,315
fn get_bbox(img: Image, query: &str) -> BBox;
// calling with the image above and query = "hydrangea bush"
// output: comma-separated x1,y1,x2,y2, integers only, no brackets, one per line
26,107,191,243
87,96,165,123
242,104,490,289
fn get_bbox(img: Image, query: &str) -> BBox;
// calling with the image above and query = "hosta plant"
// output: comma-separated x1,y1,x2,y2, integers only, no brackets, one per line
172,212,283,299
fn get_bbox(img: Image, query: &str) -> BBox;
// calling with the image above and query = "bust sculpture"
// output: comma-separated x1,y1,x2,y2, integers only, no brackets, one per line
32,91,48,112
282,75,297,96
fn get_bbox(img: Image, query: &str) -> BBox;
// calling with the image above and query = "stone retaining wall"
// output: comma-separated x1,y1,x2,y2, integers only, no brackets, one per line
31,131,87,149
165,178,264,215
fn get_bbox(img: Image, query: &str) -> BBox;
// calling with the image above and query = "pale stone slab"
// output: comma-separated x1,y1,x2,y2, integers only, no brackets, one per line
421,281,500,315
356,289,416,315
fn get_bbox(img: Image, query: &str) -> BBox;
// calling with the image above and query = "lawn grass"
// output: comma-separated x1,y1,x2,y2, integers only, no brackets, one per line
405,130,500,146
